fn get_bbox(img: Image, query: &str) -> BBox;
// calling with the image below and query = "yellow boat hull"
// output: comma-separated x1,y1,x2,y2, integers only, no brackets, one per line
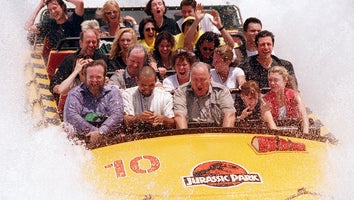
88,132,331,199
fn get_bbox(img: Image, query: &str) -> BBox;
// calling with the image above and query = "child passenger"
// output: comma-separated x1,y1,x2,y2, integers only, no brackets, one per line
235,80,277,129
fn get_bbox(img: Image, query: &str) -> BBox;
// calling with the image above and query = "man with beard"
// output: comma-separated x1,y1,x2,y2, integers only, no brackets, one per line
122,65,175,133
173,62,236,128
63,60,124,148
240,30,298,90
50,24,108,95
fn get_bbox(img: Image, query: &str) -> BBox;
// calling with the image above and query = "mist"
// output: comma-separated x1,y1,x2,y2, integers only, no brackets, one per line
0,0,353,199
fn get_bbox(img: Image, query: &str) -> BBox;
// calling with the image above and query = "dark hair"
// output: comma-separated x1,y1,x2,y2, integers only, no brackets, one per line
138,18,157,40
84,59,107,77
243,17,262,32
137,65,157,80
152,31,175,67
46,0,67,13
255,30,275,47
231,33,247,58
144,0,167,17
172,49,196,67
195,32,220,61
180,0,196,9
181,19,195,33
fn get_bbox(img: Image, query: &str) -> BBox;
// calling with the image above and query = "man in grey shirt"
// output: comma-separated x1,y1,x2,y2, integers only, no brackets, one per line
173,62,236,128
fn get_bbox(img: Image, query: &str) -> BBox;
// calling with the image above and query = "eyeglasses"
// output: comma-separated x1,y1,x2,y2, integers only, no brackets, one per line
145,27,156,32
105,10,118,15
202,47,214,52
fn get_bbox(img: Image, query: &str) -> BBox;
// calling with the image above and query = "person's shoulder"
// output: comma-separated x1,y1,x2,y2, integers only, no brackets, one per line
271,55,293,66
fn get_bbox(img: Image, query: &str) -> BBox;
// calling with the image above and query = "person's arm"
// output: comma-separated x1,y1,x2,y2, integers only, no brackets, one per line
68,0,84,17
183,3,205,51
56,58,89,94
24,0,46,33
174,112,188,129
236,75,246,89
210,9,236,49
295,92,309,134
99,87,124,134
222,112,236,127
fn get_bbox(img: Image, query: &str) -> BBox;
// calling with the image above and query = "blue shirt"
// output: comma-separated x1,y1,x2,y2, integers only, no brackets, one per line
63,83,124,135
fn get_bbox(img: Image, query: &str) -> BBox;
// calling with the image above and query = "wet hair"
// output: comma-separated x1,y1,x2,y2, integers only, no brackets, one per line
180,0,197,9
240,80,260,98
214,45,233,62
101,0,121,23
46,0,67,13
255,30,275,47
195,32,220,60
109,28,137,59
144,0,167,16
268,66,297,90
172,49,196,67
243,17,262,32
138,18,157,40
84,59,107,77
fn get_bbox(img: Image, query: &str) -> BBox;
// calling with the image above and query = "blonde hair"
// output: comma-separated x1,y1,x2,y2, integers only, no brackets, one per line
101,0,121,23
109,28,137,59
81,19,100,31
268,66,297,90
214,45,233,62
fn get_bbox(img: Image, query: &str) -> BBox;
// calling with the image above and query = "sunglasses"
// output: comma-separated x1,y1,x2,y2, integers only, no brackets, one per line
145,27,156,32
202,47,214,52
105,10,118,15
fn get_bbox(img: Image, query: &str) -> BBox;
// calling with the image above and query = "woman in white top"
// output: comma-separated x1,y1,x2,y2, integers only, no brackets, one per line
211,45,246,91
163,49,196,92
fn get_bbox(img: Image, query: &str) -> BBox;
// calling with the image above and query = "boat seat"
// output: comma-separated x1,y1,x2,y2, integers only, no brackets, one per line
46,50,75,80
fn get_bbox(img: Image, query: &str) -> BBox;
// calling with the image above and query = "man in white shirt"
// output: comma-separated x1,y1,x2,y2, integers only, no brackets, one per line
123,65,175,132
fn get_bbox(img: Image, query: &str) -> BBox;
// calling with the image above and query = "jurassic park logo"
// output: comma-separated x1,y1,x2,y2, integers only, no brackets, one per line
182,161,262,187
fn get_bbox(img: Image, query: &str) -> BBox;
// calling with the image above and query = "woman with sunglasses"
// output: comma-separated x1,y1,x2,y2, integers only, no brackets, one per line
100,0,138,36
25,0,84,62
195,31,220,65
138,18,158,53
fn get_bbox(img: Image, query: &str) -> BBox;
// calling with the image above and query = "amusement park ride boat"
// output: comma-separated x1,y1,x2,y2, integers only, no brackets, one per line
25,1,337,199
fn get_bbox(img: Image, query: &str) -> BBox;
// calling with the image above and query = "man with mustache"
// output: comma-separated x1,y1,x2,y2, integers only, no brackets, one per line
63,60,124,149
173,62,236,128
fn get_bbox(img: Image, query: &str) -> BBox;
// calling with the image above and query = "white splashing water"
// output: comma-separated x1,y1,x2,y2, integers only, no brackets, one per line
0,1,98,199
239,0,354,198
1,0,353,199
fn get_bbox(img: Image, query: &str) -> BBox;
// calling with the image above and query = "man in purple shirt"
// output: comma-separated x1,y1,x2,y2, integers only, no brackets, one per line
63,60,123,148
